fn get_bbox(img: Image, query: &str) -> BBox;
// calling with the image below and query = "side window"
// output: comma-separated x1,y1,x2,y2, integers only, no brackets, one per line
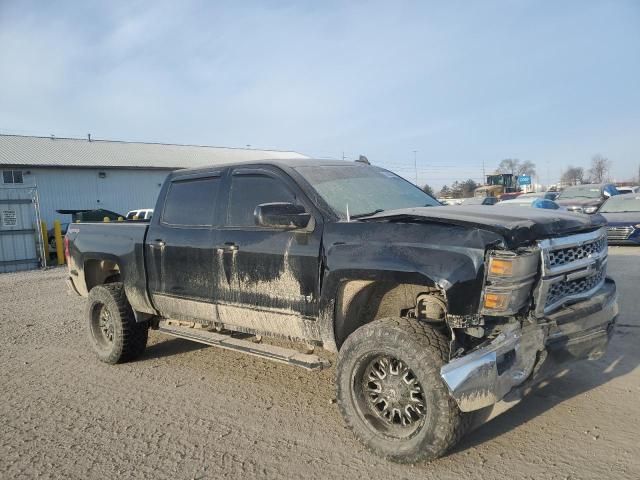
162,176,220,226
227,173,296,227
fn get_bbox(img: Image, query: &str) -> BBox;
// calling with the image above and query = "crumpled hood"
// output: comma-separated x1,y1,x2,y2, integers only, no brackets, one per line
360,206,607,246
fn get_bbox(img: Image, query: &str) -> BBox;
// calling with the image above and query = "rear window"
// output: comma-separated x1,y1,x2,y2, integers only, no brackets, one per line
599,195,640,213
162,176,220,226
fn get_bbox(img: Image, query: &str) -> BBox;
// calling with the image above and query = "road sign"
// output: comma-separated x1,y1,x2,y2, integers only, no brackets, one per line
519,175,531,186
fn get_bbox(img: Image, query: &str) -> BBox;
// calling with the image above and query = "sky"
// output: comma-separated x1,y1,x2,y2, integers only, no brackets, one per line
1,0,639,190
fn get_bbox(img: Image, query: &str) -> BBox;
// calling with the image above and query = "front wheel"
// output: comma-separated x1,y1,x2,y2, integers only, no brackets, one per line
336,317,466,463
86,283,148,364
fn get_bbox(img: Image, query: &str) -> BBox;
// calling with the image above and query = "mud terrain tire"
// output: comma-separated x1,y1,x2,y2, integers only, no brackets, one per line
86,283,148,364
336,317,466,463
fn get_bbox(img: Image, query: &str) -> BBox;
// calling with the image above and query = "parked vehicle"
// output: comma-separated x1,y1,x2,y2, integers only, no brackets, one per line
556,183,619,214
615,186,639,194
457,196,498,206
498,191,524,201
497,197,563,210
47,222,69,252
598,193,640,245
57,208,123,223
518,192,560,201
66,159,618,463
126,208,153,220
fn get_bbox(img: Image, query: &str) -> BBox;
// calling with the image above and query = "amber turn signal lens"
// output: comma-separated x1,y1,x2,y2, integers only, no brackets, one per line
489,258,513,276
484,292,510,310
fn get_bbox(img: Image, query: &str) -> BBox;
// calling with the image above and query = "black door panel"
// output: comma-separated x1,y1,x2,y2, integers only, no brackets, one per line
146,173,223,321
217,168,322,319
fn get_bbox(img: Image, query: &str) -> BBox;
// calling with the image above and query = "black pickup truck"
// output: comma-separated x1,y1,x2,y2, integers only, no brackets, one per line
66,159,617,463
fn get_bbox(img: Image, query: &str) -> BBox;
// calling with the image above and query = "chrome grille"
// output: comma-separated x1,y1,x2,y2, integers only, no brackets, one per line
607,226,634,241
545,267,606,308
535,228,608,316
548,235,607,267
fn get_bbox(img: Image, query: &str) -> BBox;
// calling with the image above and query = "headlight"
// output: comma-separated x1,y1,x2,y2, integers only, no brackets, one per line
482,251,539,316
583,206,598,214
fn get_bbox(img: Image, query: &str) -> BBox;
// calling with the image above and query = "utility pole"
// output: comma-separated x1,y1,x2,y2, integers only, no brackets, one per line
482,159,486,183
413,150,418,186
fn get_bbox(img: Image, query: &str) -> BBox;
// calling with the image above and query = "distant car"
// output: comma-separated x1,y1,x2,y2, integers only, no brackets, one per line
457,196,498,206
57,208,123,223
556,183,619,214
47,222,69,252
498,192,523,201
598,193,640,245
126,209,154,220
497,197,563,210
616,186,639,195
516,192,560,201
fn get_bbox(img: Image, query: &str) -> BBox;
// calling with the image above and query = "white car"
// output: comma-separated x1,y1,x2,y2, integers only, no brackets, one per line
126,208,153,220
497,197,565,210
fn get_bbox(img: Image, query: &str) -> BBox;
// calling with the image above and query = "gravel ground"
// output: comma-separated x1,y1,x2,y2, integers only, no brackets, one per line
1,247,639,479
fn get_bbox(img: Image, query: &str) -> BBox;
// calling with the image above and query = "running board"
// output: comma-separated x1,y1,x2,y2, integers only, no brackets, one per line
157,321,330,371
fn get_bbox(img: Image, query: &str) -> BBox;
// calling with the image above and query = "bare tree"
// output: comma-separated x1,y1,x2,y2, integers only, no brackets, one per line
497,159,519,176
422,184,435,197
588,154,611,183
517,160,536,177
561,166,585,186
497,158,536,177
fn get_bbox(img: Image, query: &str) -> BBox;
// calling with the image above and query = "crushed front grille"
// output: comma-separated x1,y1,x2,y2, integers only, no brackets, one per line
548,235,607,267
545,268,606,308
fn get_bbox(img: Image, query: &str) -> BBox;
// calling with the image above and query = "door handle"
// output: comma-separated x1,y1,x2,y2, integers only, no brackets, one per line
149,239,166,249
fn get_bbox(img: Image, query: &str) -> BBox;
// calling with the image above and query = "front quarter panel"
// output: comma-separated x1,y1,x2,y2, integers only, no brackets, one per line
320,221,503,322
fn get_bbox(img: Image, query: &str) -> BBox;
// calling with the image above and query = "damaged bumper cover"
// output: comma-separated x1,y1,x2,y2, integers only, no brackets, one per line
441,278,618,413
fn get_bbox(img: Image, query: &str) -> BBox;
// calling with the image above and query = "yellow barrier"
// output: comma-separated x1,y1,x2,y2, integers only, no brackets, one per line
117,216,124,221
103,217,110,222
40,221,50,266
53,220,65,265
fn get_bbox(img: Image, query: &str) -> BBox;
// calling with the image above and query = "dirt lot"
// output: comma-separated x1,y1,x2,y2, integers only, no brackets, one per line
1,248,639,479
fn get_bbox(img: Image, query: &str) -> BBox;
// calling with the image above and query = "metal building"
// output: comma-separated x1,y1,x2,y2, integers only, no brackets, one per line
0,134,308,272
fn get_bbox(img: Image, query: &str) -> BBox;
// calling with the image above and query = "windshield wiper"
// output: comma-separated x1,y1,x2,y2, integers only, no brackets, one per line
350,209,385,219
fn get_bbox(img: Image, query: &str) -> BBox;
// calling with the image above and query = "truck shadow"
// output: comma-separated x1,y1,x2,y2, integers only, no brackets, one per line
143,337,207,359
452,328,638,453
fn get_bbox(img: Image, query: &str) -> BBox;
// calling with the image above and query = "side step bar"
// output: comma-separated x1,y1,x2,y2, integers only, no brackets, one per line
157,321,331,371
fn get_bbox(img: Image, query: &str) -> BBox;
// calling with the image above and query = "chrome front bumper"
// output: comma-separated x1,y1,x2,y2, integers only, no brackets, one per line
441,279,618,413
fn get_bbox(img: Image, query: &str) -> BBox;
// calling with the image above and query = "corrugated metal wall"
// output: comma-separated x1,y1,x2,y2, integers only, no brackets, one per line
21,168,171,224
0,186,42,273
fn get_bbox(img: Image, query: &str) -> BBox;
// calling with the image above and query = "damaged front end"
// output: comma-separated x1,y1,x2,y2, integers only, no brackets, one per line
439,227,617,415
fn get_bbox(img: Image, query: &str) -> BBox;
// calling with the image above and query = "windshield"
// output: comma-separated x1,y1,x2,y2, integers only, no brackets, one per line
599,195,640,213
294,164,440,218
559,185,602,199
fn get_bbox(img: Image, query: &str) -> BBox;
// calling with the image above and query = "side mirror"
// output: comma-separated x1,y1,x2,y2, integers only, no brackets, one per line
254,202,311,229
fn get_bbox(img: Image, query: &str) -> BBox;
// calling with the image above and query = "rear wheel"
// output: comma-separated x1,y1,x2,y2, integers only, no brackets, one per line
86,283,148,364
336,317,466,463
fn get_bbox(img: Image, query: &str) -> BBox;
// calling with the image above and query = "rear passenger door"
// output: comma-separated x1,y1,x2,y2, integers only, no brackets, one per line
146,170,223,322
214,167,323,334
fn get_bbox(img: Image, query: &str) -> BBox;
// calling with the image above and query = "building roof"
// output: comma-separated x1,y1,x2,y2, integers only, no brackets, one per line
0,134,309,170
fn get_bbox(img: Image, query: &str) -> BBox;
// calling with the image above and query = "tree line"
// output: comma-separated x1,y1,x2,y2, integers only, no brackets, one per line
561,155,611,185
422,154,619,198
